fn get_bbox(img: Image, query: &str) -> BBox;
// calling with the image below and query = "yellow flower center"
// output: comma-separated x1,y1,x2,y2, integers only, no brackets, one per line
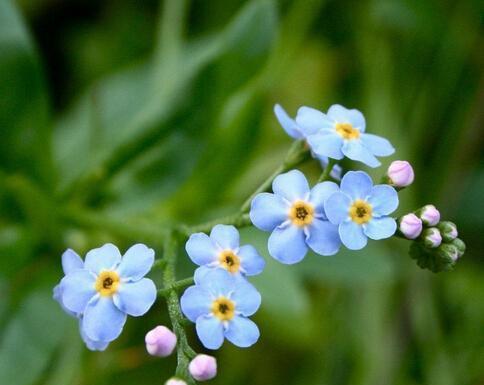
211,296,235,321
218,250,241,273
335,122,360,140
95,271,120,297
289,200,314,227
349,199,373,224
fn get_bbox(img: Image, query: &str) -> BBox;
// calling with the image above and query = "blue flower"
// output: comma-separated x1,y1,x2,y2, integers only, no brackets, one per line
180,268,261,349
55,243,157,348
274,104,342,180
324,171,399,250
250,169,341,264
53,249,109,351
295,104,394,167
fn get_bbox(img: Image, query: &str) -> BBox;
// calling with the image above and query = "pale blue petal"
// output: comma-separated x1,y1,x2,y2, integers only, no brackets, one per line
367,185,399,216
231,281,261,316
210,225,240,250
180,285,212,322
197,268,236,297
327,104,366,131
250,193,289,231
61,249,83,274
225,316,260,348
238,245,265,276
274,104,303,139
113,278,157,316
196,315,224,350
340,171,373,200
309,181,340,215
324,192,351,224
272,170,310,202
342,140,380,168
53,283,77,318
307,132,344,160
79,318,109,351
268,224,307,264
360,133,394,156
116,243,154,281
84,244,122,274
185,233,218,265
193,266,213,285
60,270,96,313
363,217,397,240
306,219,341,256
82,296,127,342
339,221,368,250
295,106,334,136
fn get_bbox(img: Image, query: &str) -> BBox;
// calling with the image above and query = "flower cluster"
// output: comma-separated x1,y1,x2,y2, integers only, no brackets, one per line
54,244,157,350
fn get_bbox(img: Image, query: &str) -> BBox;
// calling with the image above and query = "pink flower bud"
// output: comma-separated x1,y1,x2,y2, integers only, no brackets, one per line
399,213,422,239
422,228,442,248
387,160,414,187
189,354,217,381
419,204,440,226
145,326,177,357
165,378,187,385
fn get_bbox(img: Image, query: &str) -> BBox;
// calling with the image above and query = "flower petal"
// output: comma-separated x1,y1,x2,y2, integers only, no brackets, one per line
61,249,83,274
185,233,218,266
116,243,154,281
363,217,397,240
113,278,157,316
231,281,261,316
268,224,308,264
53,283,77,317
82,296,127,342
368,185,399,216
342,140,380,168
225,316,260,348
360,133,394,156
306,219,341,256
250,193,289,231
307,132,344,160
193,265,212,285
196,315,224,350
197,268,236,297
238,245,265,276
295,106,334,135
210,225,240,250
327,104,366,131
309,181,340,216
339,221,368,250
180,285,212,322
324,192,351,224
274,104,303,139
272,170,310,202
79,318,110,351
84,243,122,274
340,171,373,200
60,270,96,313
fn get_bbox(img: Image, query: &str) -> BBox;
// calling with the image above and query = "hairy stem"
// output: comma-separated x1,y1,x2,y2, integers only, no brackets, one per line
158,277,194,297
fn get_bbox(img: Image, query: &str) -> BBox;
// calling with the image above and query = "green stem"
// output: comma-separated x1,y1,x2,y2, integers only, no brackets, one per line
162,232,196,382
318,159,337,183
158,277,194,297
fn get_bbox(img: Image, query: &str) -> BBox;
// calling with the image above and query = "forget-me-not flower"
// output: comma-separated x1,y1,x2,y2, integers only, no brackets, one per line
250,169,341,264
274,104,342,180
295,104,394,167
57,243,157,346
180,268,261,349
324,171,399,250
53,249,109,351
186,224,265,283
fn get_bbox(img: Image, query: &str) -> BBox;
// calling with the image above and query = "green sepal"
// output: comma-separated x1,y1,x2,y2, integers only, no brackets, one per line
409,242,455,273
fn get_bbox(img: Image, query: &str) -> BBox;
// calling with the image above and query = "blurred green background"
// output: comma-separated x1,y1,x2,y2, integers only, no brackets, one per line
0,0,483,384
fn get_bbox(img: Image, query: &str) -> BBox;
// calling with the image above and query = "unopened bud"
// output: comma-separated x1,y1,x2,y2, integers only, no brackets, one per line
399,213,423,239
451,238,466,258
189,354,217,381
437,221,458,242
387,160,414,187
437,243,460,262
418,205,440,226
145,326,177,357
422,228,442,248
165,378,187,385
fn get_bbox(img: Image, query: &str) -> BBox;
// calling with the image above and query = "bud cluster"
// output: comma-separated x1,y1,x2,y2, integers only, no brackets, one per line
399,205,465,272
